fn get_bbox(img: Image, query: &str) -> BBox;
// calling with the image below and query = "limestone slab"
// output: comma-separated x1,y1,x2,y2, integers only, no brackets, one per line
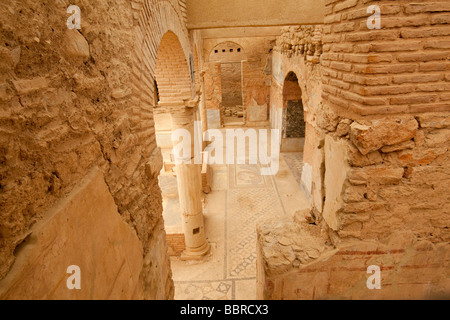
0,168,143,300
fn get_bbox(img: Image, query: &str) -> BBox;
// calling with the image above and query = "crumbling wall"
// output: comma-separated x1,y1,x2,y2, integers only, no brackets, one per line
260,0,450,299
320,0,450,245
258,218,450,299
0,0,192,299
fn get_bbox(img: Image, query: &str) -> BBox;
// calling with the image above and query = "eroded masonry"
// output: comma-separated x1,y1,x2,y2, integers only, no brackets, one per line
0,0,449,300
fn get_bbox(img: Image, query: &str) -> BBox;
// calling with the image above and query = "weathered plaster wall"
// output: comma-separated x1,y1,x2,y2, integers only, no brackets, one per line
221,63,243,108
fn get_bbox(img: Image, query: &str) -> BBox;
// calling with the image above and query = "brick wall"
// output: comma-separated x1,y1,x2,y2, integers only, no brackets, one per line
318,0,450,245
131,0,196,299
166,233,186,256
322,0,450,116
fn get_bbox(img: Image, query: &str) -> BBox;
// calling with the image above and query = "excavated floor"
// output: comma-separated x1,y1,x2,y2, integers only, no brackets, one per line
166,129,310,300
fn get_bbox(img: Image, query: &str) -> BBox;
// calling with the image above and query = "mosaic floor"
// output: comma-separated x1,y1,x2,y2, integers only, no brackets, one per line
168,132,310,300
282,152,304,188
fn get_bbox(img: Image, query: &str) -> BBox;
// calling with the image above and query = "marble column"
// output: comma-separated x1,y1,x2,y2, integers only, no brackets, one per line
167,101,210,260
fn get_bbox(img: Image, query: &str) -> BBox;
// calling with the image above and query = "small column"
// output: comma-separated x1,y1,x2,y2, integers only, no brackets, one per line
167,101,210,260
199,71,209,149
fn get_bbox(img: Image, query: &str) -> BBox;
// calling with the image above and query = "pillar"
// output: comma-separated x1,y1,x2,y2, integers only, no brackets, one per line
169,103,210,260
199,71,209,149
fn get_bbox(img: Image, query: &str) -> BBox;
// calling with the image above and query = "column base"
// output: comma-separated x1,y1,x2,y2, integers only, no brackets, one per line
180,242,211,261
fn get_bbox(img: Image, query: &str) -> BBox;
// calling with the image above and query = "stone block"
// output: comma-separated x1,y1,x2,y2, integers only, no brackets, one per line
349,167,404,185
350,117,419,155
62,30,90,62
322,135,350,231
12,77,49,95
145,147,164,179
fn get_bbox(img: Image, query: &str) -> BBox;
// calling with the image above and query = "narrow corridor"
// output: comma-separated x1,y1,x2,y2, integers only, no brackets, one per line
161,129,310,300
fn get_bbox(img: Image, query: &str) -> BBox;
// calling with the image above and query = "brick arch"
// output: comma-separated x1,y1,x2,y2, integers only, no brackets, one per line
155,31,193,103
131,0,194,111
126,0,194,299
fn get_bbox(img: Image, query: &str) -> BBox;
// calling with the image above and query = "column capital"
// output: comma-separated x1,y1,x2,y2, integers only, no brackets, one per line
158,95,200,115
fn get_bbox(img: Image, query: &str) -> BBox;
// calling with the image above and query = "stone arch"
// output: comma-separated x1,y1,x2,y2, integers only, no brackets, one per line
283,71,303,102
207,41,247,125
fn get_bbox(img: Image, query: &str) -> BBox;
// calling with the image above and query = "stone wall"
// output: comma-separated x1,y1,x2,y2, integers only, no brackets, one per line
257,218,450,299
0,0,196,300
260,0,450,300
283,74,306,140
286,101,305,138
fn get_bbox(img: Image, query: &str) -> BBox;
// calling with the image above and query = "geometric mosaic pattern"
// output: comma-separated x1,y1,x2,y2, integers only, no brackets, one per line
175,281,233,300
226,164,285,279
282,153,304,188
174,159,288,299
230,164,269,188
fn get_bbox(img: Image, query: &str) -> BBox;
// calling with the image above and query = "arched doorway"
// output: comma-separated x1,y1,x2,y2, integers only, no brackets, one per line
209,41,247,126
281,71,305,152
